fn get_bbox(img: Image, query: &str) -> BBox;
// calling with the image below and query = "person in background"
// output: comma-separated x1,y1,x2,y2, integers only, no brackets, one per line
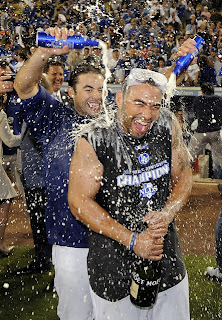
155,56,167,73
0,59,24,196
198,55,217,86
214,49,222,87
12,50,27,72
67,49,84,73
208,47,218,65
107,48,123,84
43,58,69,104
188,82,222,188
0,72,22,256
184,56,199,86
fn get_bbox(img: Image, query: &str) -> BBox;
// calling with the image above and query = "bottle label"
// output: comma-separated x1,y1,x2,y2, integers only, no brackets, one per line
132,271,161,286
130,279,139,299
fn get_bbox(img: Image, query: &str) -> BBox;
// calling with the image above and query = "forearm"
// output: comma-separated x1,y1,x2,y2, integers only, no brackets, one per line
162,166,193,223
162,64,186,84
69,195,132,248
14,48,51,99
69,195,163,260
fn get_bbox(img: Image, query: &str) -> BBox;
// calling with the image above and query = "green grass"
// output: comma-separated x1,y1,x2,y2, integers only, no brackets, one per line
0,248,221,319
0,246,58,320
184,255,222,320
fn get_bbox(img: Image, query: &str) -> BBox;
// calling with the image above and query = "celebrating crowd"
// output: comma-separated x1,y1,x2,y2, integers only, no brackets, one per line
0,0,222,86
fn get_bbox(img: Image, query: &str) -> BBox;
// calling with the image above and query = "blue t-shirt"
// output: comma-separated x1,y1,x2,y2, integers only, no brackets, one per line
20,86,89,247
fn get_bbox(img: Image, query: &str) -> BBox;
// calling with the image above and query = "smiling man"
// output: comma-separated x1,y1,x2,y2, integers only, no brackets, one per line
14,43,104,319
68,68,193,320
43,58,68,104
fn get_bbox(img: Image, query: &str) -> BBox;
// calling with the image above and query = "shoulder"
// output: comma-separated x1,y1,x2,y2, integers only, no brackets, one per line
155,108,173,134
80,114,114,135
79,113,116,144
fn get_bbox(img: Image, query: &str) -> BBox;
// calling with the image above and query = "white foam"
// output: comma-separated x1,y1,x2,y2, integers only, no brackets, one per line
164,73,177,107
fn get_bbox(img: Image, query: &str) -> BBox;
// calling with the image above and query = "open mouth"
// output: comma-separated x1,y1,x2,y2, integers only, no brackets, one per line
88,101,101,113
134,119,151,134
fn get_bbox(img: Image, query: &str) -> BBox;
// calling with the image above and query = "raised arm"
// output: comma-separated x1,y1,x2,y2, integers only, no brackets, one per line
162,38,197,81
68,137,163,260
14,27,70,100
162,114,193,220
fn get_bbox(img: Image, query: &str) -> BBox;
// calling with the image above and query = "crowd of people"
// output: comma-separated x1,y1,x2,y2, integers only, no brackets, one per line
0,0,222,85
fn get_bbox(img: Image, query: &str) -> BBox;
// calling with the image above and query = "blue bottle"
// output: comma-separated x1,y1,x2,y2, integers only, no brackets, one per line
36,32,99,49
173,35,205,75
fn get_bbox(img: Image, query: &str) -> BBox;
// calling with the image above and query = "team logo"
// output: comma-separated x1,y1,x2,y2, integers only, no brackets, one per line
138,153,150,165
140,183,158,199
135,143,149,151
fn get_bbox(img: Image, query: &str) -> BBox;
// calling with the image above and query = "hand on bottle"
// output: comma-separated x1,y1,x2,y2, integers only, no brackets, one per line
133,229,163,260
47,26,75,40
40,26,74,56
177,38,196,57
143,211,170,238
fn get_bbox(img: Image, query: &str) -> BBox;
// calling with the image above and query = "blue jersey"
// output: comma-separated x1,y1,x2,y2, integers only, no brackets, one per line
20,86,89,247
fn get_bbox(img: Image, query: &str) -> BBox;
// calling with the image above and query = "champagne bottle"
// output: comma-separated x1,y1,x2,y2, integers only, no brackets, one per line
130,260,161,308
173,35,205,75
36,32,99,49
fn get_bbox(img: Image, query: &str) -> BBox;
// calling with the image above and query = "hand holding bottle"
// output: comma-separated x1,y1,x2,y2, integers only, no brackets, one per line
38,26,99,50
37,27,72,57
143,211,170,238
177,38,197,57
132,229,163,260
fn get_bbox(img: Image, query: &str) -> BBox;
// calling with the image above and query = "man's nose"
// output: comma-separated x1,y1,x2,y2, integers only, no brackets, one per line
92,90,102,99
142,106,152,119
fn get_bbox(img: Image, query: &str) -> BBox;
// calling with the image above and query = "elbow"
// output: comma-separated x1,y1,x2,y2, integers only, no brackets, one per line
14,78,22,96
182,167,193,197
68,192,82,221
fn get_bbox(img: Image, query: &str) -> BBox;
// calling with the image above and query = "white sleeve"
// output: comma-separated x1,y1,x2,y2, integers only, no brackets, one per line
0,110,22,147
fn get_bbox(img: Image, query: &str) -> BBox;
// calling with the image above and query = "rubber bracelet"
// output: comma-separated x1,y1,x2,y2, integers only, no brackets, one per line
129,232,137,250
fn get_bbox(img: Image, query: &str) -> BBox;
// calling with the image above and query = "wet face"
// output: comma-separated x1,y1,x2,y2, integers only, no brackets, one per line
116,83,162,139
47,65,64,93
69,73,104,117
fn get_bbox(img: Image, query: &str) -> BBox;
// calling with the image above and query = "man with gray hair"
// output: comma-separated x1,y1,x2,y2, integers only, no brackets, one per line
68,68,193,320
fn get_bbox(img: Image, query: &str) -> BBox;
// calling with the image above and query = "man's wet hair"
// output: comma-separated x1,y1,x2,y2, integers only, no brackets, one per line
122,78,159,99
68,63,104,92
201,82,215,95
43,58,65,73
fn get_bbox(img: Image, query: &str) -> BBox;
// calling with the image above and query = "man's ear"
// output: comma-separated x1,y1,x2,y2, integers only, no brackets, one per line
68,86,75,98
116,91,123,109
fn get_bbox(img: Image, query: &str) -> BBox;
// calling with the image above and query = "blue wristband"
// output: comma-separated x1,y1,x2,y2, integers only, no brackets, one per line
130,232,137,250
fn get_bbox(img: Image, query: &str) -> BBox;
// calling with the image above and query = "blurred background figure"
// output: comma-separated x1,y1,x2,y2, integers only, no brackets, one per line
188,82,222,189
43,58,70,105
0,72,22,255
